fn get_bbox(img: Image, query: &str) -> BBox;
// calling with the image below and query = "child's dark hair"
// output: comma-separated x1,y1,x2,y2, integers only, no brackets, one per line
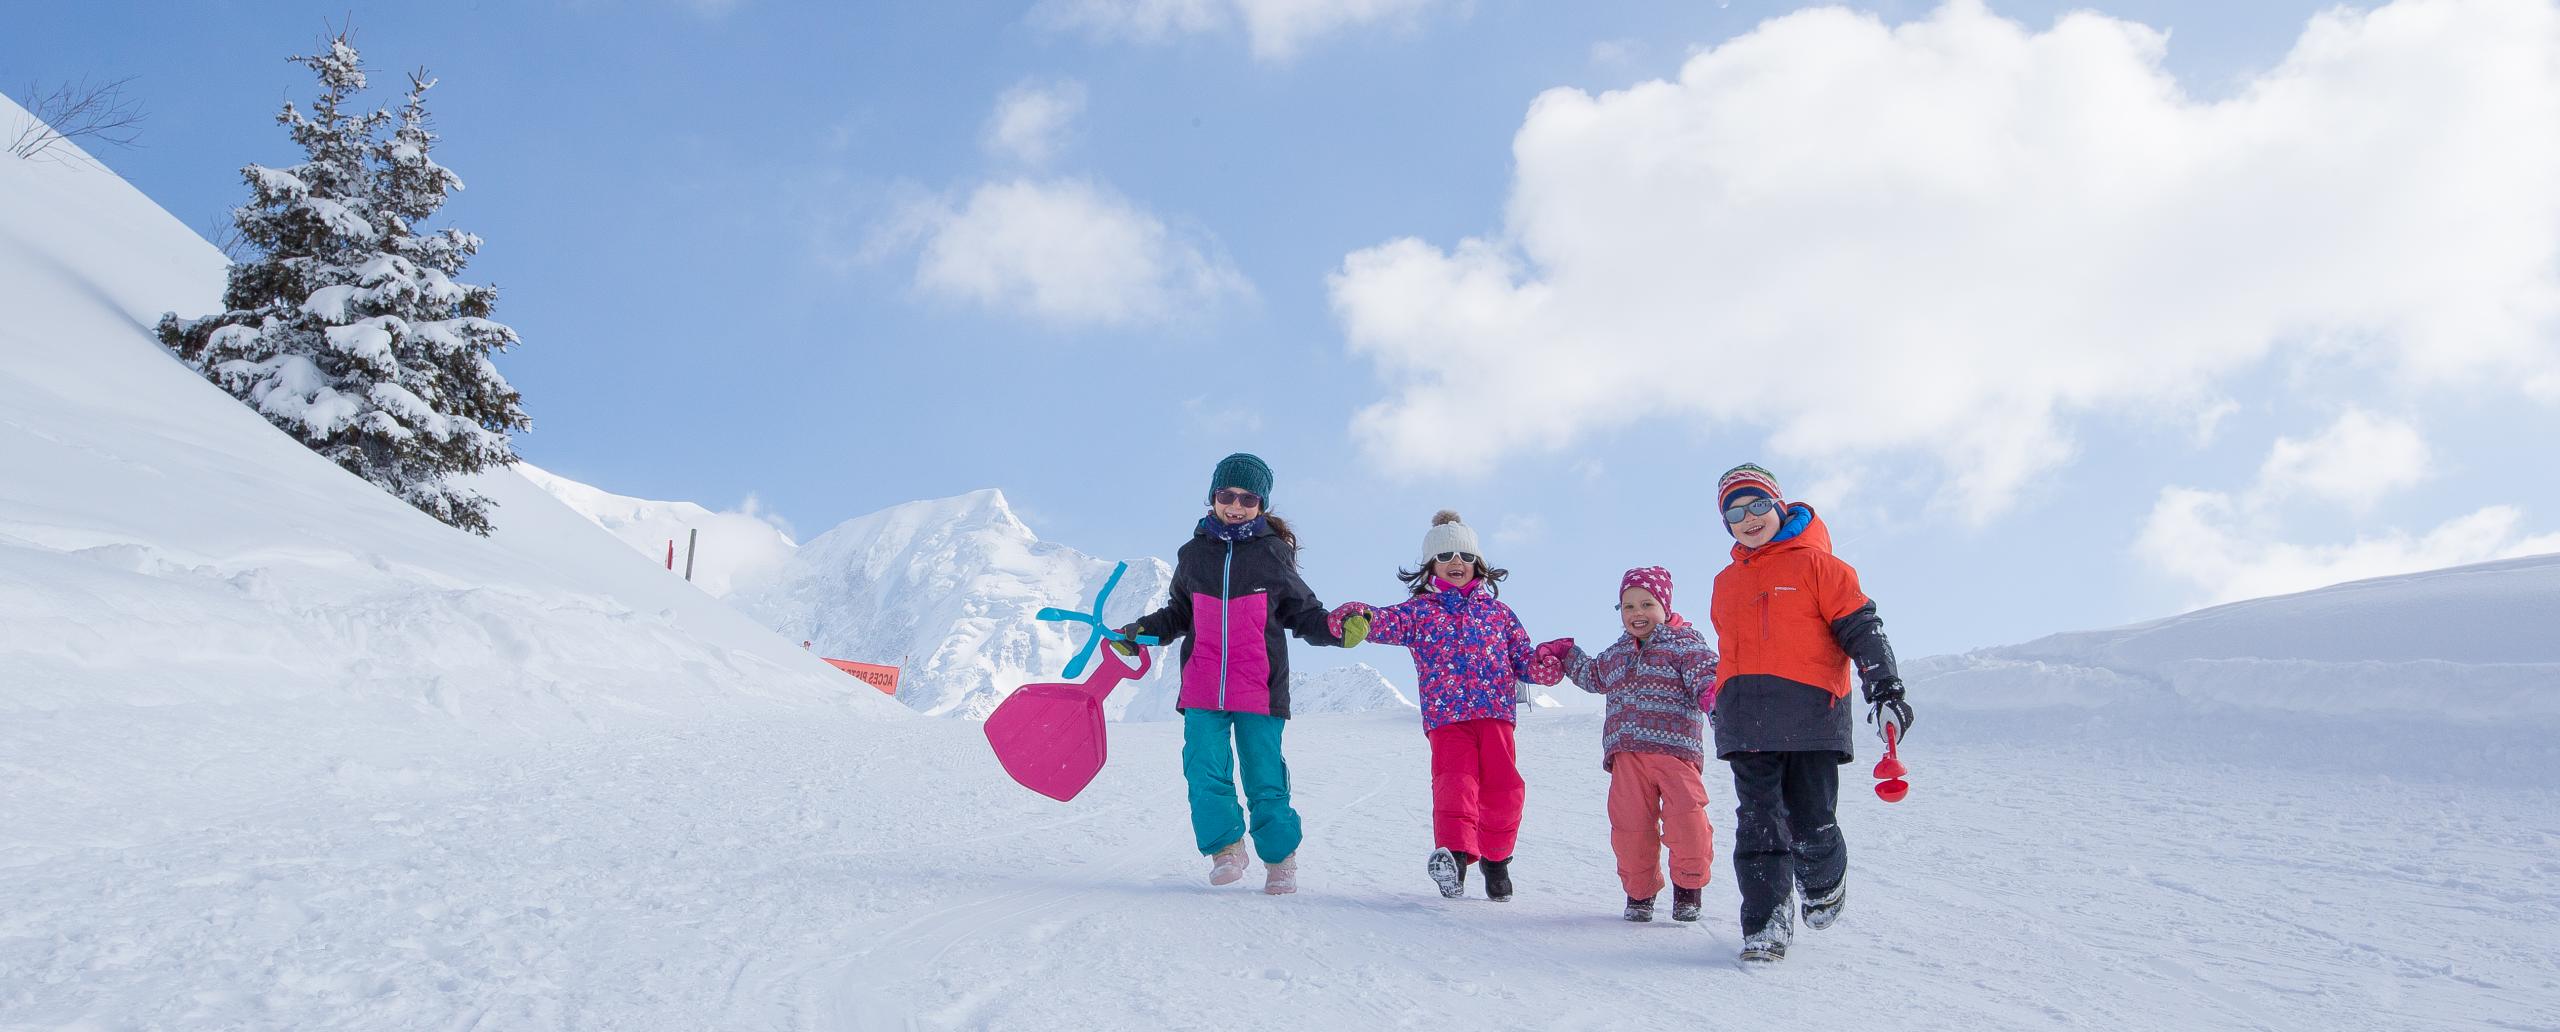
1397,510,1506,597
1265,513,1300,564
1212,504,1301,568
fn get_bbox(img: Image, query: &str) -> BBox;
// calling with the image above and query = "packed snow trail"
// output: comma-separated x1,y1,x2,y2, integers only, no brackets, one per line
5,708,2551,1031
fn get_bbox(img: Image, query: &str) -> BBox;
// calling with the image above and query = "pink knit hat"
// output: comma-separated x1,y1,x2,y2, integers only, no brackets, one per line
1621,566,1684,627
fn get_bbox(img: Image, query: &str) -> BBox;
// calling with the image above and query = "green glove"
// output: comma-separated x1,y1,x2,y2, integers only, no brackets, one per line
1339,613,1370,649
1111,625,1143,657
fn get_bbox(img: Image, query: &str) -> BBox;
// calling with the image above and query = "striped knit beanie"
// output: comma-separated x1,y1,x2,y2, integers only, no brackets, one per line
1717,463,1782,510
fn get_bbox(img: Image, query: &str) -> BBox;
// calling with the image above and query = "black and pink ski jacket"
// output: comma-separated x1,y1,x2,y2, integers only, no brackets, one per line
1129,516,1342,718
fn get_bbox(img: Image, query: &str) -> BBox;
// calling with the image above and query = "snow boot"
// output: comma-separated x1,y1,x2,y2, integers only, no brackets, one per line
1801,879,1844,930
1428,848,1472,899
1480,857,1513,902
1740,902,1794,964
1264,853,1298,896
1672,886,1703,923
1623,896,1656,922
1209,840,1249,886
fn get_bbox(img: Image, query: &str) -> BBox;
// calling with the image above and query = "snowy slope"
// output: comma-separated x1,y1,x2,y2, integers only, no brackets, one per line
0,95,890,840
516,461,797,597
725,489,1184,719
1909,550,2560,724
8,92,2555,1032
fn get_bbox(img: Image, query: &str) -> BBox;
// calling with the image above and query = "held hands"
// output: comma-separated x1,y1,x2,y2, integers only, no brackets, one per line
1340,613,1371,649
1327,603,1378,647
1862,678,1914,742
1528,638,1575,687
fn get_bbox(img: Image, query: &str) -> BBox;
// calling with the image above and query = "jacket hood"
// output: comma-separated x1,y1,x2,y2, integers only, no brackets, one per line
1729,503,1832,563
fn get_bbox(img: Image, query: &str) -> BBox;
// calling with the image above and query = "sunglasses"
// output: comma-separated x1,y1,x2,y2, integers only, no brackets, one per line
1211,489,1262,508
1722,498,1780,525
1432,551,1480,565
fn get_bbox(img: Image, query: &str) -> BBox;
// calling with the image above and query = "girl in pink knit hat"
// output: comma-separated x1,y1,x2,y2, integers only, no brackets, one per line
1531,567,1720,923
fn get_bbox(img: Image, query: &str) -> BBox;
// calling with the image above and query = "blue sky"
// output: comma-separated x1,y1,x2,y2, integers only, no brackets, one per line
13,0,2560,668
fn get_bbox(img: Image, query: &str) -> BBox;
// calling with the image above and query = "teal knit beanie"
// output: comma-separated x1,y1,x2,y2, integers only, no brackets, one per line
1209,453,1274,504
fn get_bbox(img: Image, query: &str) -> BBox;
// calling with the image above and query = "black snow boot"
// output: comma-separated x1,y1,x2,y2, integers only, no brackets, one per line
1480,858,1514,902
1623,895,1656,922
1672,886,1703,923
1429,848,1473,899
1801,879,1845,930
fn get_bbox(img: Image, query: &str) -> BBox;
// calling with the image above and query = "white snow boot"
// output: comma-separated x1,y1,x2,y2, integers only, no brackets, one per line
1801,880,1845,931
1264,853,1298,895
1209,840,1249,886
1427,848,1469,899
1740,903,1794,964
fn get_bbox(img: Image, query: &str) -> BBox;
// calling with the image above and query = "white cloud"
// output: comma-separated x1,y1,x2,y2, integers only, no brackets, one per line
1036,0,1455,61
1329,0,2560,513
1491,513,1545,546
1183,395,1266,433
1589,38,1644,68
2256,409,2430,510
2134,408,2556,604
2136,489,2560,605
907,178,1250,327
984,80,1088,166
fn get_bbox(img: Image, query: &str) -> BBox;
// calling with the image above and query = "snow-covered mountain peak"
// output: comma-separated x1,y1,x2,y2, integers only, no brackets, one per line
730,491,1179,719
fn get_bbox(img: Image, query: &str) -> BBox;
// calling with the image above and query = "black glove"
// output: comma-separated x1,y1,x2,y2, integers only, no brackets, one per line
1863,678,1913,741
1110,625,1144,657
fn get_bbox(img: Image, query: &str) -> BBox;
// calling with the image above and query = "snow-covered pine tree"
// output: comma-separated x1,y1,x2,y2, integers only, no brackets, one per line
157,35,529,536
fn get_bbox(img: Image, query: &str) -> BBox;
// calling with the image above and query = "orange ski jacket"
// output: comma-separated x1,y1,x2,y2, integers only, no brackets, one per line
1708,507,1872,701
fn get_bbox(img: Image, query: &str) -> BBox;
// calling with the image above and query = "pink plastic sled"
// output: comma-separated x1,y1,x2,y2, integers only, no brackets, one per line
984,642,1153,802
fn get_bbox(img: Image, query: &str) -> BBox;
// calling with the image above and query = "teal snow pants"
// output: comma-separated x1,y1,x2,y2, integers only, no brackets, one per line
1183,709,1301,863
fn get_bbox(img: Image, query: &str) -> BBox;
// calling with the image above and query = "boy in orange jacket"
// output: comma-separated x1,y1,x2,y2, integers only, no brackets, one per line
1707,463,1914,964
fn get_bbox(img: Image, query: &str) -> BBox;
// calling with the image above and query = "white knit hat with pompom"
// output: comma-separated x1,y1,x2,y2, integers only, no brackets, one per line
1420,510,1482,564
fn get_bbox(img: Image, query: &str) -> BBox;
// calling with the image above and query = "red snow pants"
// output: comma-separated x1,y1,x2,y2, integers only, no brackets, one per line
1427,718,1524,862
1606,751,1712,899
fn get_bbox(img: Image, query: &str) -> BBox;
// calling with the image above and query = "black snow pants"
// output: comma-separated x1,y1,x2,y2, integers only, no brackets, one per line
1728,750,1847,936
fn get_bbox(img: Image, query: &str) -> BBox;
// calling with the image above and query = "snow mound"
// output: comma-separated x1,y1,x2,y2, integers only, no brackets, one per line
1912,551,2560,724
0,93,889,839
1291,663,1419,713
517,461,797,597
725,489,1182,719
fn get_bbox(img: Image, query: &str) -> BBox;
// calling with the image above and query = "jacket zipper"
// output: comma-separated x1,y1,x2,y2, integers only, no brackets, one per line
1217,539,1235,710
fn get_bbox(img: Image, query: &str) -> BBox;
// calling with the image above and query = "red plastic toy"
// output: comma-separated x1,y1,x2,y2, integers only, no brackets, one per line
1873,721,1910,803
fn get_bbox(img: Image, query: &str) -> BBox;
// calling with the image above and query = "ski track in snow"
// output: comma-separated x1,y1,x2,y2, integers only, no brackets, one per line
5,711,2554,1031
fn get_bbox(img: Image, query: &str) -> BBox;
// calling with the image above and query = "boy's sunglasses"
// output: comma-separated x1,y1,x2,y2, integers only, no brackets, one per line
1432,551,1480,564
1211,489,1262,508
1722,498,1781,524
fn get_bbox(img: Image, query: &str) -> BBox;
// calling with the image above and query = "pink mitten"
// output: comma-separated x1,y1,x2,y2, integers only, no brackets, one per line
1532,638,1576,665
1327,602,1377,640
1529,655,1565,686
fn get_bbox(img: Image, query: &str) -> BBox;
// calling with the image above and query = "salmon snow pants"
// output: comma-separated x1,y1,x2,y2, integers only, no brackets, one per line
1183,709,1301,863
1606,751,1713,900
1427,718,1525,862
